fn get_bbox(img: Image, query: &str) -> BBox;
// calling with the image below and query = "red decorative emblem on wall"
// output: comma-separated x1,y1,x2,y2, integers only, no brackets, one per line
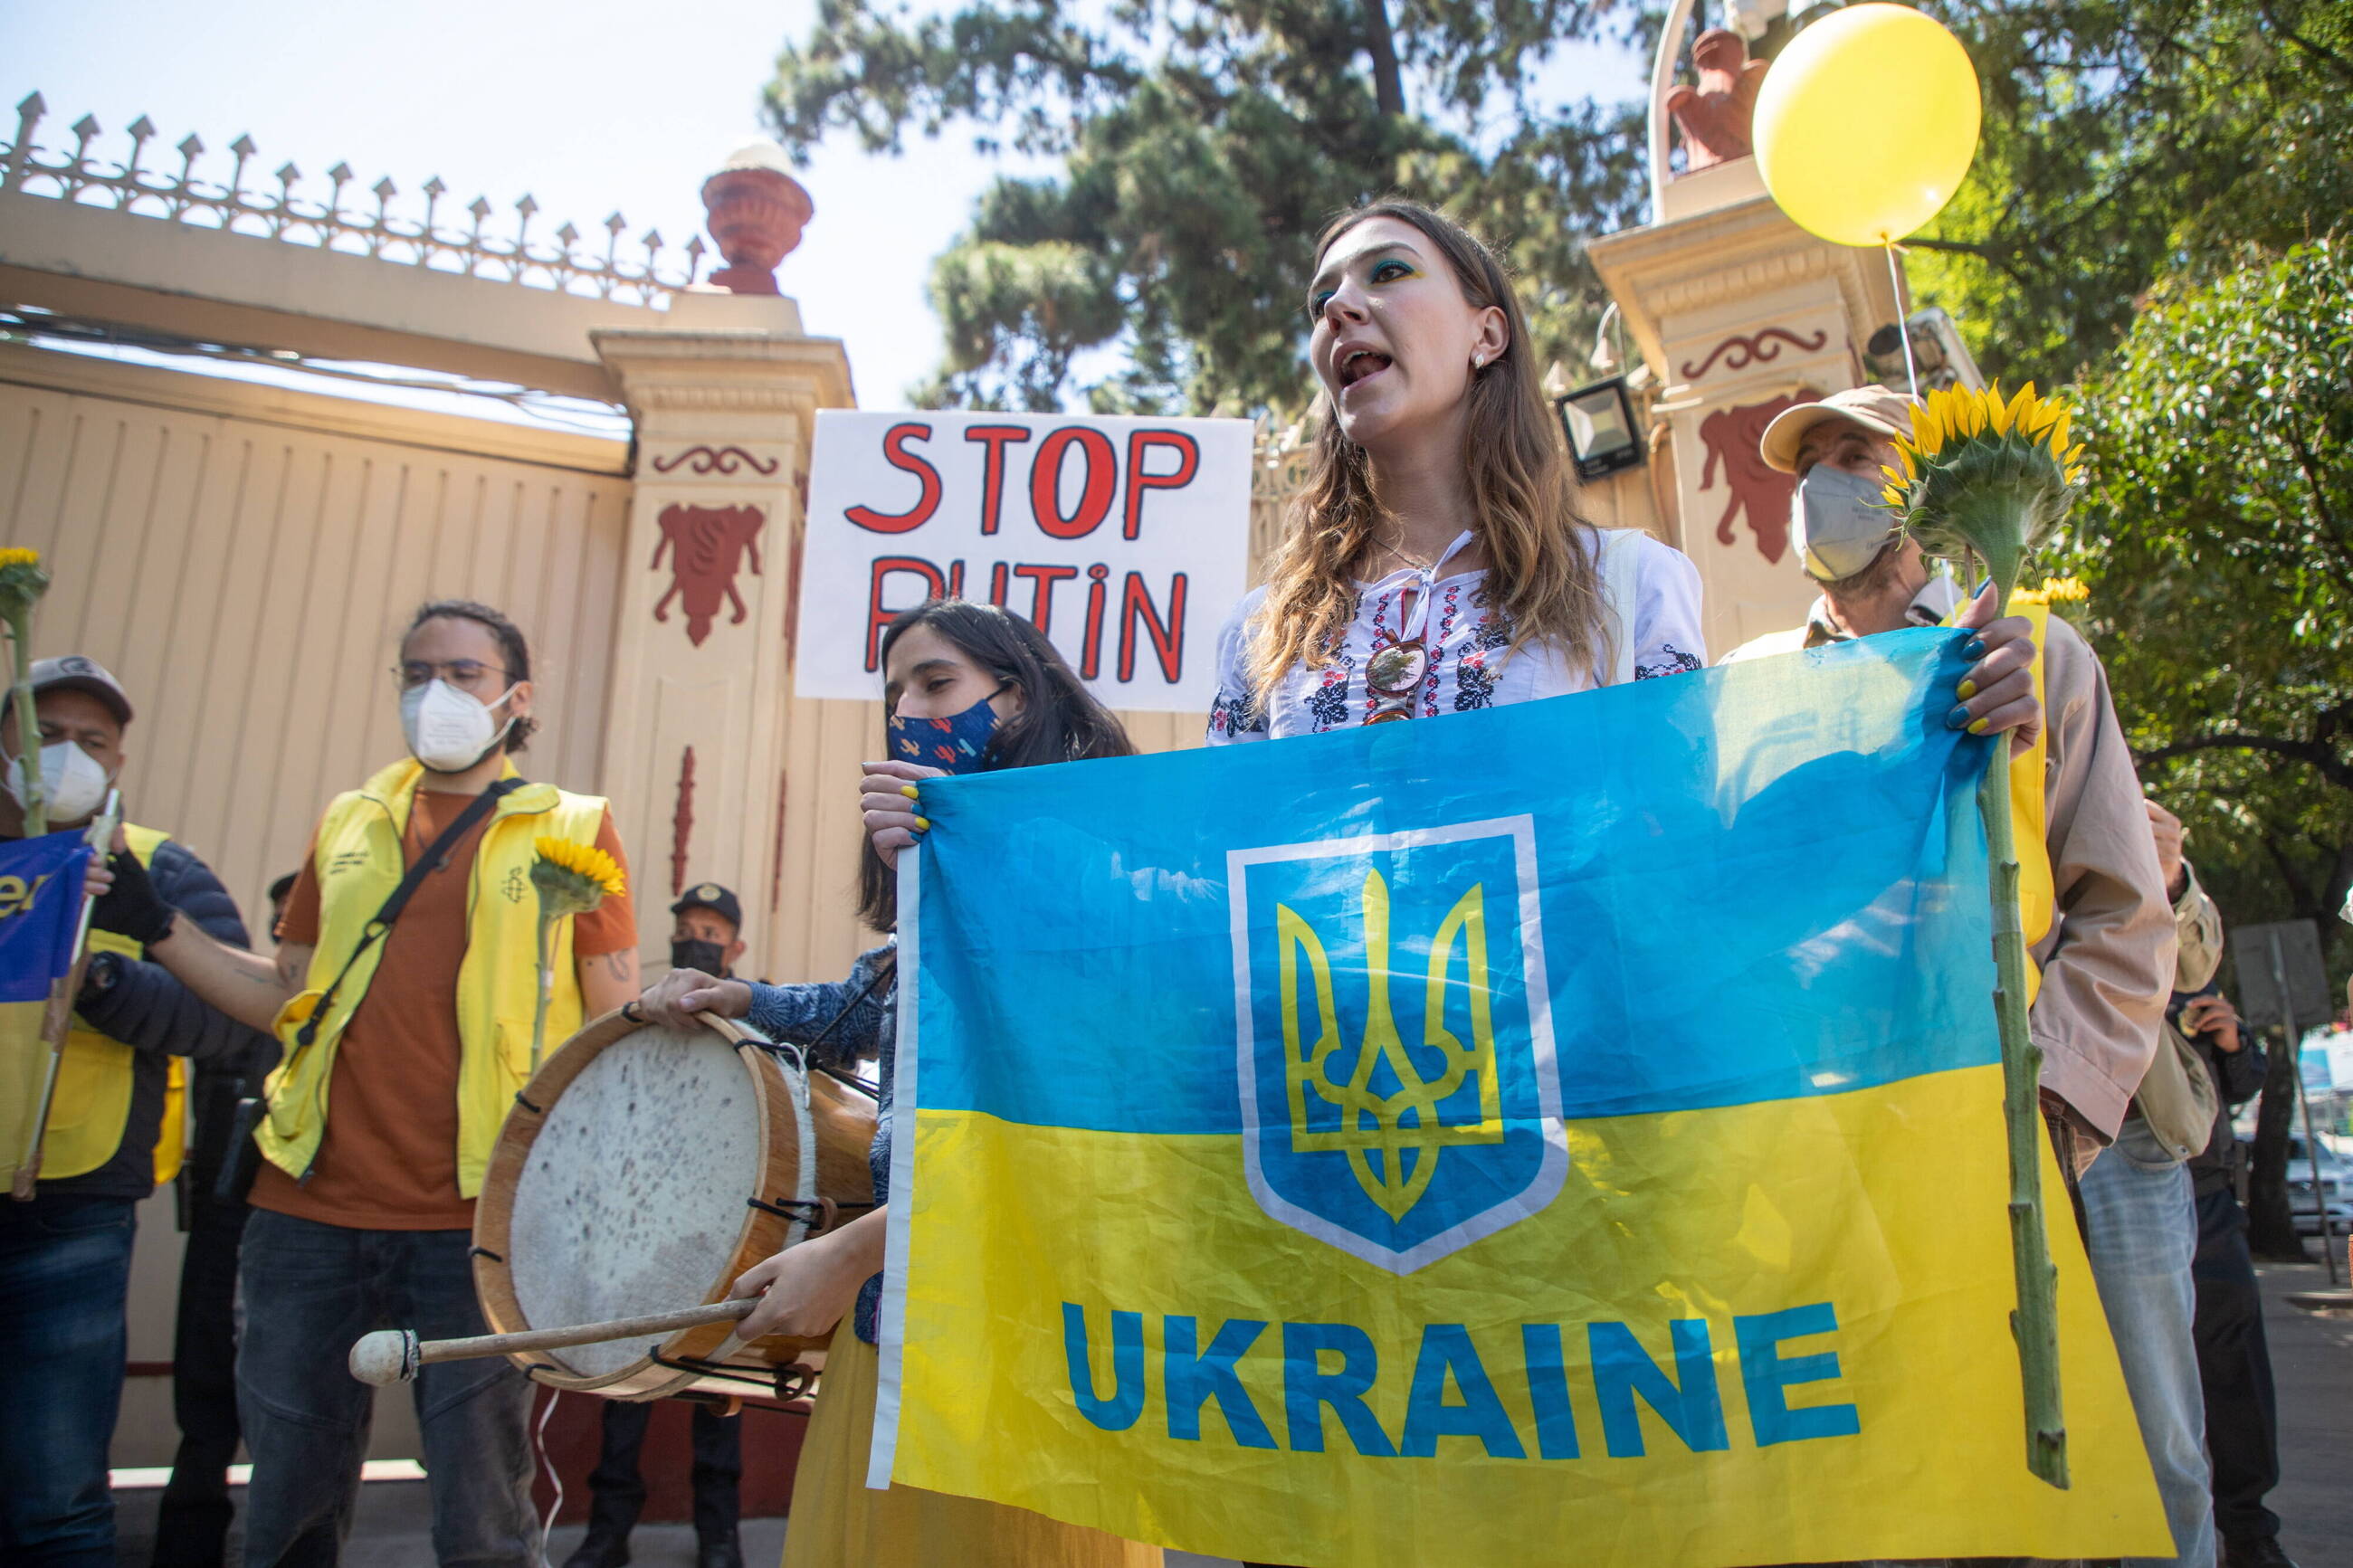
1697,393,1816,564
651,444,781,476
1680,328,1830,381
651,504,767,645
672,746,696,898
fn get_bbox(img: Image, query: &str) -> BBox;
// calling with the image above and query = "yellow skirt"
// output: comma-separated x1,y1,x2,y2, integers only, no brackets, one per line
781,1318,1164,1568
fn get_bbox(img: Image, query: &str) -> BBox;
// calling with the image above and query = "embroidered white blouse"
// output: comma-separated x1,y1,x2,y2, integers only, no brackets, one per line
1205,529,1706,744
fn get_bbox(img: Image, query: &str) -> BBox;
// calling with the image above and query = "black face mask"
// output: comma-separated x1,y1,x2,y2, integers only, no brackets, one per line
671,938,729,977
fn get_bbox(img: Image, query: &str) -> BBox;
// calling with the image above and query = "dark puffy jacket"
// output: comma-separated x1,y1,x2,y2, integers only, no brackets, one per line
51,838,279,1201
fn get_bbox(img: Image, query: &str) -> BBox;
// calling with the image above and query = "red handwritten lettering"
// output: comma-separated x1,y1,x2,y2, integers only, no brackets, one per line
1119,571,1187,683
1123,430,1200,540
1012,563,1080,632
867,556,946,670
846,423,942,535
965,425,1034,536
1030,427,1118,540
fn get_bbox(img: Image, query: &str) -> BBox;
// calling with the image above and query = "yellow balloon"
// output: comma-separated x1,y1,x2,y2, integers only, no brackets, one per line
1752,3,1982,247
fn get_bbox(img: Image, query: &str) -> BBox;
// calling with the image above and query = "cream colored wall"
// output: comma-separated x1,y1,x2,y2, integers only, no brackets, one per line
0,342,631,1467
0,342,632,945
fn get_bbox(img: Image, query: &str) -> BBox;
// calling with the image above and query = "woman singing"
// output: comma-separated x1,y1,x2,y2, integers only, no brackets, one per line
1206,199,2042,743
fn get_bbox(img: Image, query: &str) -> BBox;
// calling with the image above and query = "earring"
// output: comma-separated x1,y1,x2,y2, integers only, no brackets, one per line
1472,353,1487,370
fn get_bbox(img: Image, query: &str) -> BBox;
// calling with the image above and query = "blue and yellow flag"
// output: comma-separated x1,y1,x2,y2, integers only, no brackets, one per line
2,831,94,1189
875,628,2167,1566
0,830,91,1003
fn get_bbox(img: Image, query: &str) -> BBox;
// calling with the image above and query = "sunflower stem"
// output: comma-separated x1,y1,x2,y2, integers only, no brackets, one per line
530,908,556,1072
6,609,43,836
1981,736,2069,1488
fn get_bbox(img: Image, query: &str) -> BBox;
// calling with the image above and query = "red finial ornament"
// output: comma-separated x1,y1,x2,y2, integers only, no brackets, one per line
700,142,814,296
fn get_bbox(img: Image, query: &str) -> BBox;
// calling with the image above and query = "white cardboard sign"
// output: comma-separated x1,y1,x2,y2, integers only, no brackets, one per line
795,411,1253,711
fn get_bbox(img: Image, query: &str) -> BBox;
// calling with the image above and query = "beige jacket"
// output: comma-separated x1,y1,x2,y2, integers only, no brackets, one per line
2025,613,2175,1141
2173,864,2224,993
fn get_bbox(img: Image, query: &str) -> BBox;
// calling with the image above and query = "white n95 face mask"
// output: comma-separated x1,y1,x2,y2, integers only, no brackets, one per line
399,679,517,774
1793,464,1900,583
5,740,114,824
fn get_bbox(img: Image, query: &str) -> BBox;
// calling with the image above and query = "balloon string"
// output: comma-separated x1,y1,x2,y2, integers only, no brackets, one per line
1884,239,1921,402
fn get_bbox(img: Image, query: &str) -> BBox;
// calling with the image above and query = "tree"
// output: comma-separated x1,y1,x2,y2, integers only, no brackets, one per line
2059,240,2353,943
759,0,1649,413
2053,239,2353,1253
1907,0,2353,388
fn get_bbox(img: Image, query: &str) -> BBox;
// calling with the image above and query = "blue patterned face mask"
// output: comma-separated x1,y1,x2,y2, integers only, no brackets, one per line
889,687,1005,774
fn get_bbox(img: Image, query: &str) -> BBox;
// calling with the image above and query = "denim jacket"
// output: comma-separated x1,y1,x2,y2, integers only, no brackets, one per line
745,941,896,1343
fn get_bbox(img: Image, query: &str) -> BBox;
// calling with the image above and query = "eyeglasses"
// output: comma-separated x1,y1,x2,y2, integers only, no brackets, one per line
1364,638,1427,723
393,659,510,693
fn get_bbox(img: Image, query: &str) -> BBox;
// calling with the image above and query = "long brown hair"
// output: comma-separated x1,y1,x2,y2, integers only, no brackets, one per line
1245,200,1608,709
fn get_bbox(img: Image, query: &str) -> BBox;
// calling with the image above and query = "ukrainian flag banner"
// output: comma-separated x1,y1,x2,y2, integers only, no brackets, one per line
1,830,95,1190
874,628,2167,1566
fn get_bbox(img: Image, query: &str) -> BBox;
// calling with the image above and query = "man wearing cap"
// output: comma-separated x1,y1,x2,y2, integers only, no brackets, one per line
1728,389,2211,1568
563,880,753,1568
0,656,272,1568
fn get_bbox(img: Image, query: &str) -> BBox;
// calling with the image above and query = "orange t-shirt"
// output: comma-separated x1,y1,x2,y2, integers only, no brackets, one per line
253,789,636,1231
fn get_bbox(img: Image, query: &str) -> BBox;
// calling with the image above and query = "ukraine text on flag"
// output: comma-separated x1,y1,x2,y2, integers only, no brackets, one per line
875,628,2169,1567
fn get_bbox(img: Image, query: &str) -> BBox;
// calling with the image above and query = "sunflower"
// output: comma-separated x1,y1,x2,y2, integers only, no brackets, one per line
528,837,626,1068
1878,382,2086,603
2016,575,2090,605
531,835,626,909
3,547,51,832
0,547,47,622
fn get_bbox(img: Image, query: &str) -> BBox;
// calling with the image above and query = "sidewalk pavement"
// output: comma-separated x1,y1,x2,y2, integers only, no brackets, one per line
111,1263,2348,1566
2260,1258,2352,1568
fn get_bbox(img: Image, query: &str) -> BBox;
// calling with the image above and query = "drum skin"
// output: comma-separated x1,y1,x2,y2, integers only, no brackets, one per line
472,1009,876,1400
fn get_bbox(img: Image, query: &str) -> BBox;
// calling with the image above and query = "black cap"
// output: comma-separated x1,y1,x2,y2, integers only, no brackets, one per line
30,655,133,726
671,881,743,930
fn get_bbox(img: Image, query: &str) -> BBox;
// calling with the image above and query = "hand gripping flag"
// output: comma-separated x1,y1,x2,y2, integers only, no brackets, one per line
1,831,95,1188
874,628,2168,1567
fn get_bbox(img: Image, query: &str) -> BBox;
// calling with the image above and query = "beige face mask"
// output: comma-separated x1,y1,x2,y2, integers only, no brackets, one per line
1793,464,1900,582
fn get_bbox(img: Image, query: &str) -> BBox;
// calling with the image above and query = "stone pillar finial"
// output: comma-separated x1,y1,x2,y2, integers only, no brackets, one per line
1664,28,1770,174
700,140,814,296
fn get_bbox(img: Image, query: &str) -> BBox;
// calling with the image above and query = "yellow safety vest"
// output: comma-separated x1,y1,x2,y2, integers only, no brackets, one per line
260,758,609,1199
43,823,186,1183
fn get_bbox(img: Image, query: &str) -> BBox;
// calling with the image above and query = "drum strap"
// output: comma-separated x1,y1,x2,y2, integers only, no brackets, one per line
293,777,524,1051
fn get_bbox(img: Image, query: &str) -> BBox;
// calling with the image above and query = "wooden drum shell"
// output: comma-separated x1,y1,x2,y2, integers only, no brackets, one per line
472,1010,876,1401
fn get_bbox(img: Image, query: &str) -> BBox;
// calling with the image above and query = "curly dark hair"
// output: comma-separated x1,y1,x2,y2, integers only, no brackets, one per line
402,599,538,753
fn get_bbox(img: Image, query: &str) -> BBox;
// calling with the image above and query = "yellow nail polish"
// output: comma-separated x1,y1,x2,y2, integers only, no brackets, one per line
914,816,931,831
1957,679,1977,699
1967,717,1989,736
900,784,920,799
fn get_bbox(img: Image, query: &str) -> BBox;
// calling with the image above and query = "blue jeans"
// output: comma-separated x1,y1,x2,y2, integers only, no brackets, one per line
0,1193,138,1567
2080,1117,2215,1568
236,1210,537,1567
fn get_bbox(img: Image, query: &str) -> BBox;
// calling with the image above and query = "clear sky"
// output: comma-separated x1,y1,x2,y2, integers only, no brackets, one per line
2,0,1643,412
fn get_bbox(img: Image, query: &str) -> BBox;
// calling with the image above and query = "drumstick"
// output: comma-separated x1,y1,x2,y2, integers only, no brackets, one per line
348,1298,757,1386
